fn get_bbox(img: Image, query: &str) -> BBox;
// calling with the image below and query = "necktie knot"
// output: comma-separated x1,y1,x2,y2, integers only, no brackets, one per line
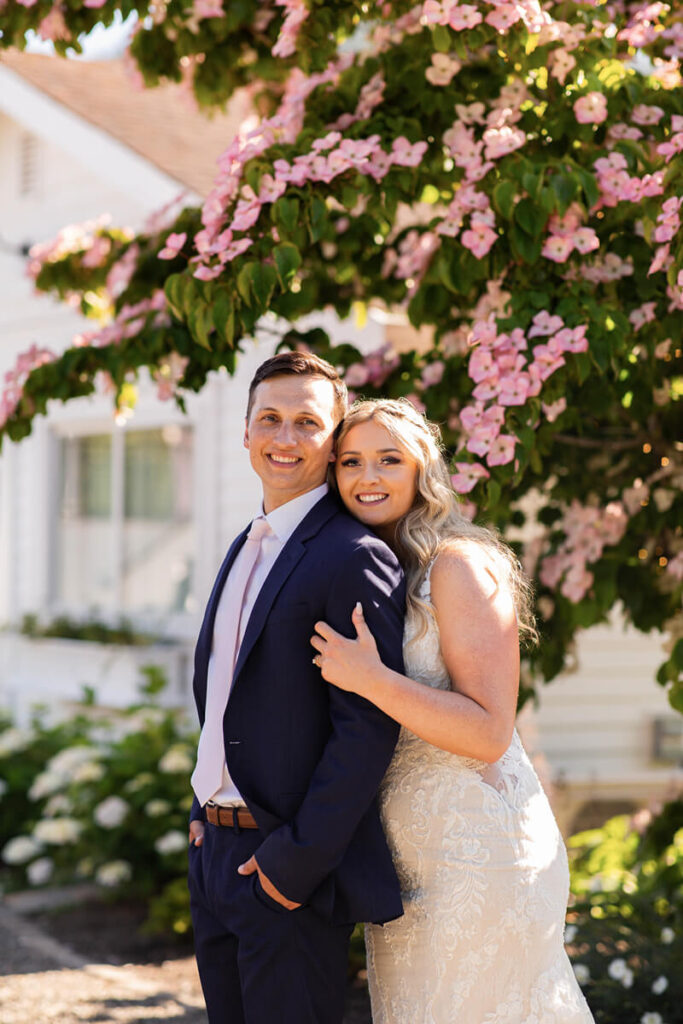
247,518,271,543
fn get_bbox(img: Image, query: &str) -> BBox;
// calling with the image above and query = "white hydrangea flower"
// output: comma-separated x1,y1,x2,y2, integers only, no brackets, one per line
124,772,155,793
564,925,577,944
44,794,72,818
0,779,8,799
154,830,187,855
159,745,194,774
94,796,129,829
71,761,105,784
28,770,66,801
621,968,634,989
640,1013,664,1024
651,976,669,995
660,927,675,944
33,817,82,845
608,958,629,980
27,856,54,886
573,964,590,986
96,859,132,887
2,835,42,865
0,728,32,756
145,799,171,818
47,745,101,775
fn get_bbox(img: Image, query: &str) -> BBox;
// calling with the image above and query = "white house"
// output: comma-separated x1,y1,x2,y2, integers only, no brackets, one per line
0,51,679,835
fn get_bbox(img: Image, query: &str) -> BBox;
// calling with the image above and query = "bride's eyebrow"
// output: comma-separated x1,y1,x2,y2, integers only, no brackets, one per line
339,447,402,456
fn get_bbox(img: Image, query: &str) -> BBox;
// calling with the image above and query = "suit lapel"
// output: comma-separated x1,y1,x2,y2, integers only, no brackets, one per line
231,492,341,684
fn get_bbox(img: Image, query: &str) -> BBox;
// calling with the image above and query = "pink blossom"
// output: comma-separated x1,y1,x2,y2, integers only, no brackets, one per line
405,393,427,414
258,174,287,204
391,137,428,167
632,104,664,126
629,302,657,331
654,338,672,359
461,219,497,259
553,325,588,354
272,1,309,59
158,232,187,260
542,236,575,263
448,4,482,30
572,227,600,254
549,48,576,85
667,552,683,581
622,479,650,516
498,374,530,407
486,434,517,467
574,92,608,125
37,5,70,40
485,5,522,32
451,462,490,494
482,125,526,161
531,344,566,380
344,363,370,388
421,360,445,387
425,53,461,86
542,398,567,422
529,311,564,338
193,264,223,281
192,0,224,18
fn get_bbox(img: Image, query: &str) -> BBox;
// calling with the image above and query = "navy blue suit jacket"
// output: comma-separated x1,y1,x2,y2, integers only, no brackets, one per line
190,491,405,925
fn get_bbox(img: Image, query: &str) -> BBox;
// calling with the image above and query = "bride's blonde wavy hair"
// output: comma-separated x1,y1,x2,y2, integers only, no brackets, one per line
335,398,537,646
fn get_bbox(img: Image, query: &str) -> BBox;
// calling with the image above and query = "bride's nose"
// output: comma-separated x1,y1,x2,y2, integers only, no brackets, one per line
359,462,380,484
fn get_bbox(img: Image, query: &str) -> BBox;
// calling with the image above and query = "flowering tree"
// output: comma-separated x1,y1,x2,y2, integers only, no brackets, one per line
1,0,682,705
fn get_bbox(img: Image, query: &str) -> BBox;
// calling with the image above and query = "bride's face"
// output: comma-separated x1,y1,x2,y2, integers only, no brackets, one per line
335,420,419,537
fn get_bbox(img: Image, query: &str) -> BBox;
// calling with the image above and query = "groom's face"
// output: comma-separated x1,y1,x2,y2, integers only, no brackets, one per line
244,374,339,513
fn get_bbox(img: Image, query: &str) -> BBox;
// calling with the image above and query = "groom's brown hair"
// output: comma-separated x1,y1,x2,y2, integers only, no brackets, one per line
247,351,348,425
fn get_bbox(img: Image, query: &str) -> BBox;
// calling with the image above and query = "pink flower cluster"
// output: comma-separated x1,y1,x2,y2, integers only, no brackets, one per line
577,251,634,284
342,344,400,389
574,91,608,126
451,311,589,485
152,352,190,401
593,152,665,208
272,0,309,59
541,205,599,264
421,0,547,35
1,345,56,429
26,216,116,280
106,243,140,300
539,499,628,602
442,91,527,185
73,291,169,351
436,184,498,259
649,196,682,277
618,1,669,48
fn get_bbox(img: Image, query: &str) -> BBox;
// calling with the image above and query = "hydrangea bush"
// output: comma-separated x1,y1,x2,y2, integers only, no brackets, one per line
1,4,681,704
567,801,683,1024
0,669,198,935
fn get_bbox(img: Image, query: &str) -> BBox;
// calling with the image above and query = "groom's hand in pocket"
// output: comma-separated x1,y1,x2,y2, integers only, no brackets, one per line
237,854,302,910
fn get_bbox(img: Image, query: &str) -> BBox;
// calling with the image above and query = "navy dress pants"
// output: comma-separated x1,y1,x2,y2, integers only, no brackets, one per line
188,822,354,1024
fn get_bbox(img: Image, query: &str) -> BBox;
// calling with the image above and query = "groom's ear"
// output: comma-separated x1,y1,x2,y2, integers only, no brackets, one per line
243,418,250,449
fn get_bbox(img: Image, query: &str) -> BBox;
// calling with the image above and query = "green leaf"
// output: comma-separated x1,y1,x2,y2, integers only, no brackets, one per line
432,25,451,52
493,180,516,220
309,197,328,242
237,264,254,306
486,478,501,509
213,292,234,345
164,273,185,318
510,224,542,263
551,172,578,215
514,198,541,237
251,264,278,309
273,243,302,287
188,305,212,350
272,197,300,237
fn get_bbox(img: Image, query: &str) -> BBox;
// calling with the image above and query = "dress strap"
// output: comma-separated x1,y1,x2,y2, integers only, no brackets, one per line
417,556,438,601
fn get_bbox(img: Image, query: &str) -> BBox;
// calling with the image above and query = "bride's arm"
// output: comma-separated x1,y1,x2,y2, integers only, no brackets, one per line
311,542,519,764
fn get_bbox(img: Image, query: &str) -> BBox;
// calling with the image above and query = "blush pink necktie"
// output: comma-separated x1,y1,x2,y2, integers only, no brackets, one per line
191,518,272,807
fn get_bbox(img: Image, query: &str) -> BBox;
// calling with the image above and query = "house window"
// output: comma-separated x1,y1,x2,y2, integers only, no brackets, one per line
56,425,194,619
19,132,40,197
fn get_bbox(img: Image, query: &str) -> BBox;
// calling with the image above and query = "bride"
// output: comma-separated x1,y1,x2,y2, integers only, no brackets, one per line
311,398,593,1023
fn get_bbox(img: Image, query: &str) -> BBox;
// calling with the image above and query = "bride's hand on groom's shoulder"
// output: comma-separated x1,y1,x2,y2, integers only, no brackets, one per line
310,603,381,697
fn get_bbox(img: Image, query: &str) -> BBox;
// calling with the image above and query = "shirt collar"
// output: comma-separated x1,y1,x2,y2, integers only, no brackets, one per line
263,483,329,546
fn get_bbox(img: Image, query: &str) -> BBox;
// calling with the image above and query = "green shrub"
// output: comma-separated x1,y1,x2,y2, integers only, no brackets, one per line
568,802,682,1024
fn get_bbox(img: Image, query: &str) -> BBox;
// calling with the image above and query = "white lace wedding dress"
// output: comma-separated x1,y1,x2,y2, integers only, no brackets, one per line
365,569,594,1024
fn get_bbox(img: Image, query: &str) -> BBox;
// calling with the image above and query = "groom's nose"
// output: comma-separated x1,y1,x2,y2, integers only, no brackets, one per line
273,420,297,445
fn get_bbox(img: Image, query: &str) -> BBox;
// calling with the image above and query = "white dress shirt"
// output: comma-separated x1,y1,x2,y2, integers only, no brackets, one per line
208,483,329,806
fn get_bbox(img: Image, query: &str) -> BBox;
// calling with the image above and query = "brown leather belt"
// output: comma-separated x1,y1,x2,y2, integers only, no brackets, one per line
205,803,258,829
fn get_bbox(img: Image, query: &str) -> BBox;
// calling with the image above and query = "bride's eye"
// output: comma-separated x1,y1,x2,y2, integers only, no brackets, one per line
339,458,360,468
381,456,401,465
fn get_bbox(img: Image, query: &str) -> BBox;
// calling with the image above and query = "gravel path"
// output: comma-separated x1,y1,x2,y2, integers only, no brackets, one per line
0,897,371,1024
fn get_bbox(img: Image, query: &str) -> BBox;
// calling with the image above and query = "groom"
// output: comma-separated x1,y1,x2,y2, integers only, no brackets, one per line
188,351,405,1024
